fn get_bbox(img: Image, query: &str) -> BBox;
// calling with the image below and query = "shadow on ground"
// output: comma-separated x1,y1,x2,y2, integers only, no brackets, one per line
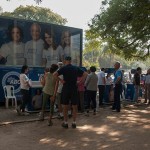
0,103,150,150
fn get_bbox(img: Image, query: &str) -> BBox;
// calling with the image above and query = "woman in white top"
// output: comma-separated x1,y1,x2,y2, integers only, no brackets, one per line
0,25,25,66
17,65,31,115
144,69,150,104
42,30,58,68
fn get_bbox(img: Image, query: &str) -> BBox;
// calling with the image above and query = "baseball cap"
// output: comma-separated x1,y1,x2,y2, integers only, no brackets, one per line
65,56,71,61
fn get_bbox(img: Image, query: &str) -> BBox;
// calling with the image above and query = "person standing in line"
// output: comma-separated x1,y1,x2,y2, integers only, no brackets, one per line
84,66,98,116
97,68,106,107
112,62,122,112
54,56,87,129
144,68,150,104
17,65,31,115
39,64,59,126
133,67,142,103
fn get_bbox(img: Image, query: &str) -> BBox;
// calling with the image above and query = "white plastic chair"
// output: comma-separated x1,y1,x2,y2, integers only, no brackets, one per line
3,85,17,109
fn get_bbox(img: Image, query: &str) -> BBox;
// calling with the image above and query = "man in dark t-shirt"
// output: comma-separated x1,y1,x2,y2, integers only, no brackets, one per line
54,56,87,129
133,67,142,102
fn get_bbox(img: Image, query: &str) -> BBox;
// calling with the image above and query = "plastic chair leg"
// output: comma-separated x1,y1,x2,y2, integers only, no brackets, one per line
12,99,14,107
6,98,9,109
14,98,17,109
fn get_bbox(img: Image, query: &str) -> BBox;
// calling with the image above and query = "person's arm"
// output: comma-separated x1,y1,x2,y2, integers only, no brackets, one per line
84,75,90,87
40,74,47,86
50,79,59,102
53,67,66,84
77,68,88,84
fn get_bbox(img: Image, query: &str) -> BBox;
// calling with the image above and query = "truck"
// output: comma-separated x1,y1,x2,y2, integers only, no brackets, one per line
0,16,83,102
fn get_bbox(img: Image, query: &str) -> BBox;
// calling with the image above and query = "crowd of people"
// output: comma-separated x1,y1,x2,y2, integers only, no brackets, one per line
17,57,150,129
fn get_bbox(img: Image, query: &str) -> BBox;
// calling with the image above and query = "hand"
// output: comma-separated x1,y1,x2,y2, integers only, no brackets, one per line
60,79,65,84
50,96,56,102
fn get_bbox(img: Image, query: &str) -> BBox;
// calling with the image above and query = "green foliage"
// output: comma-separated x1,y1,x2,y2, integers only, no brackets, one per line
0,5,67,25
87,0,150,60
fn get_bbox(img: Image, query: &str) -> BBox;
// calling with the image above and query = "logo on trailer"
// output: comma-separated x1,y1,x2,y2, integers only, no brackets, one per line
2,71,20,93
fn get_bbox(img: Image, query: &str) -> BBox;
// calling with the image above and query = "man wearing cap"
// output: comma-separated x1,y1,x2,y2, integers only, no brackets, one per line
54,56,87,128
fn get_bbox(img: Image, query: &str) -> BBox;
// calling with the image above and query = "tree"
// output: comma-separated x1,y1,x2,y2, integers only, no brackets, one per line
87,0,150,60
0,5,67,25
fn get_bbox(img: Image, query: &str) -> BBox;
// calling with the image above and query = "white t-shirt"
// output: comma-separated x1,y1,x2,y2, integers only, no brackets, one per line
20,74,30,90
145,75,150,84
24,39,44,66
57,75,63,93
42,47,58,67
0,42,25,65
97,71,105,85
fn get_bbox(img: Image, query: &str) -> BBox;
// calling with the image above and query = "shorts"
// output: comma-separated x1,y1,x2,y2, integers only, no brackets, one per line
61,86,78,105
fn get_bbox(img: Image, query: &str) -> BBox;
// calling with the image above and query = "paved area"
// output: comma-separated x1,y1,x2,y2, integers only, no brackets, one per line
0,102,150,150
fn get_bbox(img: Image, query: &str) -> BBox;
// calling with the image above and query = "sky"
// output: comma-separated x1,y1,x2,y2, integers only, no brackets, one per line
0,0,102,30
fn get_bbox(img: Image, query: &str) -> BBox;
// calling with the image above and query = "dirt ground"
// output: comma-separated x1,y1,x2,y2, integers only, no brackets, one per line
0,102,150,150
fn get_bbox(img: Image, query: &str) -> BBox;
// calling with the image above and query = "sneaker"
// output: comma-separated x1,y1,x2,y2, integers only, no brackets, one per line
39,112,44,121
112,109,120,112
48,119,53,126
112,109,117,112
72,123,76,129
61,122,68,129
57,114,64,120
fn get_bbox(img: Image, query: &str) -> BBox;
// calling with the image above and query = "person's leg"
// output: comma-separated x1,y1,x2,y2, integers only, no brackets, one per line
39,92,49,120
71,88,78,128
61,87,69,128
116,84,122,112
86,90,91,115
133,85,139,102
57,93,63,118
48,96,55,126
91,91,97,115
20,89,30,112
98,85,103,106
79,91,84,112
112,86,117,110
72,105,77,122
144,84,148,103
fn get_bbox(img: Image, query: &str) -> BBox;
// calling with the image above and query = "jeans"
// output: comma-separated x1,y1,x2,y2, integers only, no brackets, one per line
86,90,97,110
20,89,30,112
104,85,111,103
133,85,140,102
112,84,122,112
